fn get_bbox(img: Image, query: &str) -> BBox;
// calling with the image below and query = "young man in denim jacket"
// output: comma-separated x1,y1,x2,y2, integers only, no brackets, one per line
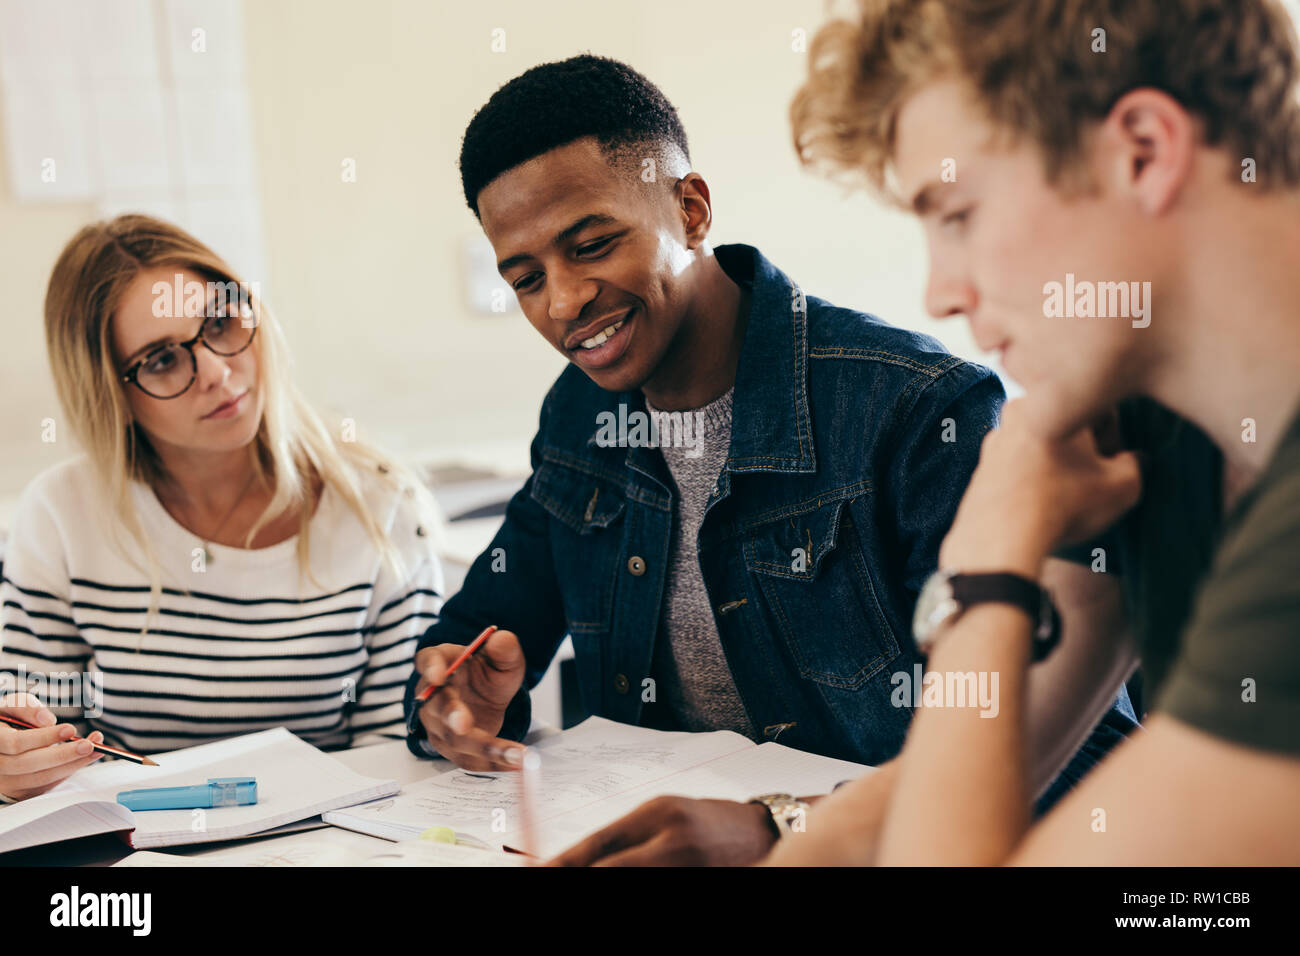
405,55,1137,865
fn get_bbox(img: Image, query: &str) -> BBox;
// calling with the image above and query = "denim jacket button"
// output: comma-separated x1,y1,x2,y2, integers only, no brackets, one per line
627,556,646,576
613,673,630,694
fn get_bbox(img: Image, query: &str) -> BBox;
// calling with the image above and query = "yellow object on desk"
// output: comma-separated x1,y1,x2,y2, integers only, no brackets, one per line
419,826,457,844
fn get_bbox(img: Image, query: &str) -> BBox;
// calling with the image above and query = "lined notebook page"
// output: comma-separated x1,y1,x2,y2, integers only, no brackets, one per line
511,738,873,857
0,801,136,855
115,838,529,868
325,717,873,858
326,717,752,850
1,728,399,852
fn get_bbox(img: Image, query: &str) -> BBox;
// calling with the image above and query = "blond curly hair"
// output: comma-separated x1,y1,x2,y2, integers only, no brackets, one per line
791,0,1300,202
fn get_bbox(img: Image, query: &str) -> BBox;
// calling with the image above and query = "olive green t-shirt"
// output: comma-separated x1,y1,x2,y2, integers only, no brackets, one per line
1155,404,1300,755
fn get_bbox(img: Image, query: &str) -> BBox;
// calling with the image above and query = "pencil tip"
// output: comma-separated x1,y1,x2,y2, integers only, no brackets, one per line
142,757,159,766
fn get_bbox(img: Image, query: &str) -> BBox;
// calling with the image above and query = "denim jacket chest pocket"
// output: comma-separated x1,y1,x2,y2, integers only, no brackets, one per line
530,455,627,635
741,494,900,689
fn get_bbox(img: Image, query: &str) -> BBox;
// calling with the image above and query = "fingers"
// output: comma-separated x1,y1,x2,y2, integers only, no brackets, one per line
546,800,665,866
1,749,105,801
547,823,641,867
0,730,105,800
412,636,527,769
0,706,88,757
417,685,525,771
466,632,527,708
450,736,526,772
1103,449,1143,504
6,729,104,773
553,798,771,867
425,682,472,736
416,636,524,698
413,646,451,697
421,728,526,772
1090,406,1125,455
0,692,57,729
415,632,524,734
0,720,79,761
1084,449,1142,533
480,629,524,673
591,832,694,867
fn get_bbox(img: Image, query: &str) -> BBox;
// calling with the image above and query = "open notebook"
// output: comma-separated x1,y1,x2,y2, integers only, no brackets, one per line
114,838,529,868
0,728,399,854
324,716,874,859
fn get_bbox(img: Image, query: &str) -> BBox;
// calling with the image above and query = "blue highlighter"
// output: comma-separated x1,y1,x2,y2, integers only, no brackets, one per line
117,777,258,811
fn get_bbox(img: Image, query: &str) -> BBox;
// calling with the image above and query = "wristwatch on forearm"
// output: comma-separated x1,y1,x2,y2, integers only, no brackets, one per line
749,792,811,838
913,570,1062,662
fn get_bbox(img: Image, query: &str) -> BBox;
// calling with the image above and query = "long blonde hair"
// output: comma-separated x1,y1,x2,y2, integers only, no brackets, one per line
43,214,439,624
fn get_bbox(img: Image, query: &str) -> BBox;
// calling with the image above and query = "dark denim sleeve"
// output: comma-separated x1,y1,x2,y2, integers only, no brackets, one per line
1034,686,1141,817
885,362,1006,600
403,394,571,758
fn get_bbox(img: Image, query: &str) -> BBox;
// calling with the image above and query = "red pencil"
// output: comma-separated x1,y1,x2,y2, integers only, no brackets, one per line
0,713,157,766
407,625,499,736
417,624,498,702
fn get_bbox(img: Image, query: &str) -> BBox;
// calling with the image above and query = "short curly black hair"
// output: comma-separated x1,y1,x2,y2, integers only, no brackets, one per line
459,54,691,217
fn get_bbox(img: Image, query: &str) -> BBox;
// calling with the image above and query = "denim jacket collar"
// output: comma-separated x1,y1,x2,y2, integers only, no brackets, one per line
584,244,816,482
717,244,816,475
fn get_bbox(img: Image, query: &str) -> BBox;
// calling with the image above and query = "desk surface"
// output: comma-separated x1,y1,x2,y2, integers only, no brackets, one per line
2,725,559,867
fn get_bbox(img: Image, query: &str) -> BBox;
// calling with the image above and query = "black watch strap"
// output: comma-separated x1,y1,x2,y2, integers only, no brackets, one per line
950,572,1041,612
949,572,1061,661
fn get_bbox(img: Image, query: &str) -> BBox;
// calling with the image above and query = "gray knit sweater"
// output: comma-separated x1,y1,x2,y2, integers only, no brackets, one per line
643,387,755,739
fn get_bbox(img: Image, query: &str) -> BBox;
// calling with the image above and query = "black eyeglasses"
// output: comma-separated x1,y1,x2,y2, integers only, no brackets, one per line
120,307,258,400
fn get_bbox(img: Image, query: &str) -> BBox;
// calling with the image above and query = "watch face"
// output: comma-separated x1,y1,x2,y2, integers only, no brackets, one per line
914,571,959,643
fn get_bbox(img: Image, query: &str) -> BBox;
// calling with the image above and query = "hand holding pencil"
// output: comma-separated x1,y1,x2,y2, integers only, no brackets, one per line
0,693,113,802
410,625,530,773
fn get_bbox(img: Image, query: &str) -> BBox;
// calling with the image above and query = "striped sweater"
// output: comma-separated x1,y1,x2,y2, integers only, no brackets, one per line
0,456,442,755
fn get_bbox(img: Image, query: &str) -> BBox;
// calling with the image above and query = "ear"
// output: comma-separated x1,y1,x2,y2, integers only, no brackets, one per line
1097,88,1196,216
676,172,713,248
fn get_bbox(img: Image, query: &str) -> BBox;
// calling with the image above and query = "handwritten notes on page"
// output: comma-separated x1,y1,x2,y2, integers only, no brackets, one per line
325,717,872,859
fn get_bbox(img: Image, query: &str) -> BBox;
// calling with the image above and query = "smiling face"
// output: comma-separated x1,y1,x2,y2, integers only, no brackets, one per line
477,137,705,395
112,265,264,460
894,79,1168,438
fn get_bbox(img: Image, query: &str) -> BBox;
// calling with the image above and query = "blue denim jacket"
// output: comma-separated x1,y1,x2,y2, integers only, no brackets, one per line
406,244,1133,778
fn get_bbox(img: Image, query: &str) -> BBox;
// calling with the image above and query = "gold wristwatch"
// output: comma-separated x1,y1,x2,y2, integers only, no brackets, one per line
748,792,810,838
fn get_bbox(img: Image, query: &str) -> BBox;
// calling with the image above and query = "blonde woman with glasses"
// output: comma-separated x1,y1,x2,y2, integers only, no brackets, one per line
0,215,443,802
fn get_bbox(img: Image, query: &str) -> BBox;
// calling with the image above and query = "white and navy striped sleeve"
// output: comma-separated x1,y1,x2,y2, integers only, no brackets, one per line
346,507,444,746
0,485,93,728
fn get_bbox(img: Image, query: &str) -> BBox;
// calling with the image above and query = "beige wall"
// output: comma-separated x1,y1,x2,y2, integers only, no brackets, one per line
0,0,984,516
0,142,98,503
